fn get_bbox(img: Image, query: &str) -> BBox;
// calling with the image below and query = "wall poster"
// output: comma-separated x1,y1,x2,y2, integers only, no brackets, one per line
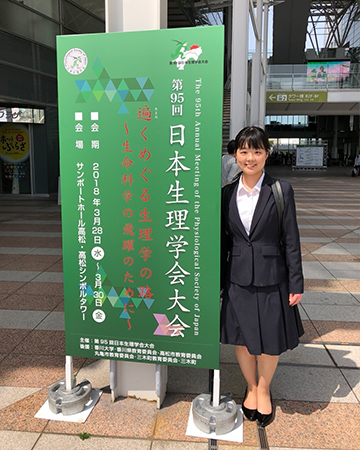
57,26,224,369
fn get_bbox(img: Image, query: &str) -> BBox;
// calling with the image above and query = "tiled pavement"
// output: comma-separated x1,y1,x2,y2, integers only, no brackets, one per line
0,166,359,449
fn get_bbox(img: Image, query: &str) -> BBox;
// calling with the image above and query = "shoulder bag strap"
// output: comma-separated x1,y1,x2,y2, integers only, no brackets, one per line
271,179,284,235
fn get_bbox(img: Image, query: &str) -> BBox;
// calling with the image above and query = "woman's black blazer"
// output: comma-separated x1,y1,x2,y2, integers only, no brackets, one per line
221,172,304,294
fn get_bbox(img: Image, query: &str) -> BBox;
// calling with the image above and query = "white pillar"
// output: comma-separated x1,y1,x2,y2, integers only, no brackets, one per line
105,0,167,32
230,0,249,138
105,0,168,408
259,2,269,129
250,0,263,126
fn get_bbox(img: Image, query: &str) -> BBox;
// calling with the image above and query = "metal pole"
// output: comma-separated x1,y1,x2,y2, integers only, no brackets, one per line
109,360,117,402
230,0,249,137
65,355,74,390
212,369,220,407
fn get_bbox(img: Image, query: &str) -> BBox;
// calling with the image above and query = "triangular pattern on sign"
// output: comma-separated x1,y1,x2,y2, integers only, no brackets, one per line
136,77,148,88
88,79,98,90
120,310,130,319
137,287,149,297
154,325,166,335
143,89,154,101
118,90,129,101
99,68,110,80
105,90,117,101
81,80,92,92
143,78,154,89
75,79,86,90
118,103,129,114
119,297,129,307
83,91,92,102
113,298,125,308
92,58,104,78
93,91,104,101
105,80,116,91
124,78,141,89
111,92,123,102
118,79,129,90
143,298,155,309
130,89,142,100
107,286,119,300
124,91,135,102
112,78,123,89
99,77,109,89
102,276,113,289
107,296,118,307
132,297,142,308
76,92,87,103
120,288,131,298
154,313,170,325
93,79,104,91
136,91,148,102
84,284,94,296
137,300,148,310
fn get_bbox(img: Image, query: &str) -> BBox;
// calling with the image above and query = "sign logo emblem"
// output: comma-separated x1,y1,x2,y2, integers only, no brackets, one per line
64,48,88,75
171,41,203,70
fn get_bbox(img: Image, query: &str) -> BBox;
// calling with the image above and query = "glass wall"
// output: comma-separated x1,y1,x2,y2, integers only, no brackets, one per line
267,63,360,90
0,0,104,194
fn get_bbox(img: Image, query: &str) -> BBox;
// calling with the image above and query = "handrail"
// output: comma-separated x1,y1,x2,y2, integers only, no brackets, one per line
266,64,360,91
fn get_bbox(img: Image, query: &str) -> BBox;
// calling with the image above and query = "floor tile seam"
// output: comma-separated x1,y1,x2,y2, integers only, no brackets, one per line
279,361,360,371
313,257,358,263
219,361,352,371
1,328,34,356
0,249,63,256
339,367,360,404
301,339,360,347
305,316,360,324
0,232,62,237
298,225,357,230
297,208,356,212
0,271,63,281
0,271,45,282
2,220,61,224
298,216,360,219
303,260,360,267
0,309,57,331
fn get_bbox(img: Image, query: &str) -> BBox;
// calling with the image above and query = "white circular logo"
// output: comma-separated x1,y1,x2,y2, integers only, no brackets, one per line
92,309,106,323
64,48,88,75
91,246,105,260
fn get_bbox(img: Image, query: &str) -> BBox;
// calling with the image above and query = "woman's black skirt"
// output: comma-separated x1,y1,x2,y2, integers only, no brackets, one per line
220,280,304,356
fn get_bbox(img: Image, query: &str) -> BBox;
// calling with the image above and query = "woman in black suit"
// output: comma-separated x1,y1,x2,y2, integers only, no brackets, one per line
221,126,304,427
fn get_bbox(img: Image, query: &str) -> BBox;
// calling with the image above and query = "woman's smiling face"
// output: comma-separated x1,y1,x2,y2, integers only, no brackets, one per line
235,143,268,177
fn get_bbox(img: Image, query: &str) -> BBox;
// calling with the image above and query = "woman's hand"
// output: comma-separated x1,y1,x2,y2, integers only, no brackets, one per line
289,293,303,306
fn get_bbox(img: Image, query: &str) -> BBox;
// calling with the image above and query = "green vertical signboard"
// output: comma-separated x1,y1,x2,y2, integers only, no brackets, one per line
57,26,224,369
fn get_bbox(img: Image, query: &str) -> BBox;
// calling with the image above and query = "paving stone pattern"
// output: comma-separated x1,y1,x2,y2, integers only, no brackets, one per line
0,166,359,449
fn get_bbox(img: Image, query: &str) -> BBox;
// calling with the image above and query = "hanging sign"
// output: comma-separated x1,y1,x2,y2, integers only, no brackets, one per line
57,26,224,369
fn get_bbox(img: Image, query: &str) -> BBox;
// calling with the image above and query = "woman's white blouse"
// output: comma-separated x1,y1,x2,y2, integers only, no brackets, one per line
236,172,265,235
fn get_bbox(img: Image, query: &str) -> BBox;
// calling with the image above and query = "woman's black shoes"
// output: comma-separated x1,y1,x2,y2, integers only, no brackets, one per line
257,393,275,427
242,389,275,426
242,388,257,421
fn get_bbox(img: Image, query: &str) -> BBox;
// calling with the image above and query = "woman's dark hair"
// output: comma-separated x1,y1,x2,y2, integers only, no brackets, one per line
235,126,270,153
